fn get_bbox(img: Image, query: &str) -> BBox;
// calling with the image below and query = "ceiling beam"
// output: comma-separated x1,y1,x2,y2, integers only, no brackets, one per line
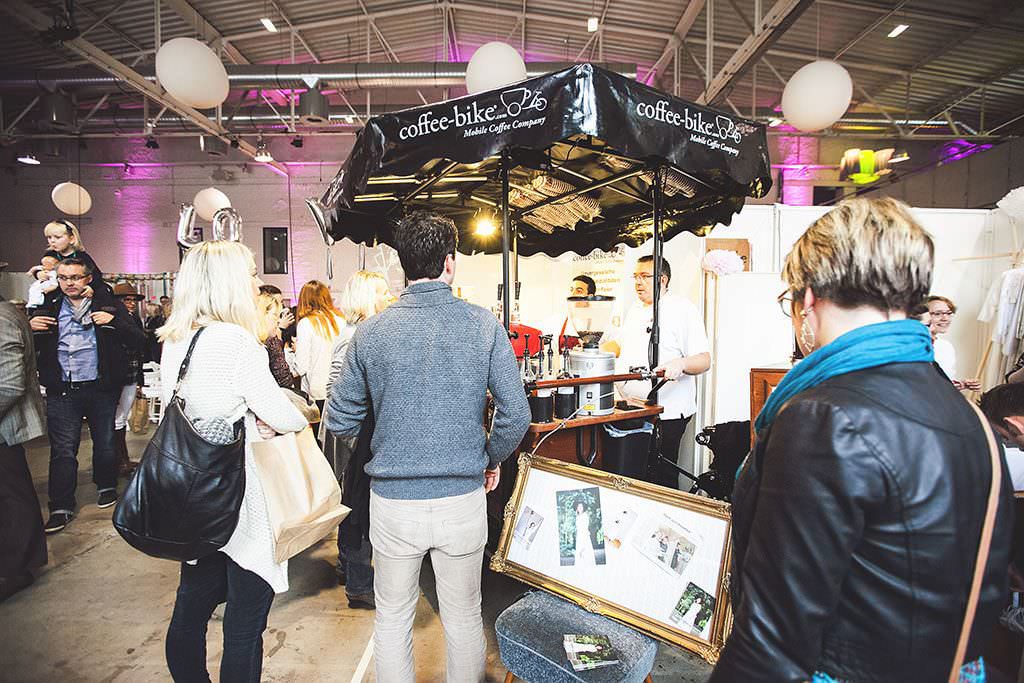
163,0,249,65
641,0,705,84
0,0,289,175
219,3,434,44
914,59,1024,133
817,0,1024,33
906,0,1019,74
443,0,1019,94
697,0,814,105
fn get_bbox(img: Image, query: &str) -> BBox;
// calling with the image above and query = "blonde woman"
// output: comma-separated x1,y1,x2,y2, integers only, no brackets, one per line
323,270,390,610
711,198,1013,682
158,241,307,683
256,291,295,388
294,280,345,413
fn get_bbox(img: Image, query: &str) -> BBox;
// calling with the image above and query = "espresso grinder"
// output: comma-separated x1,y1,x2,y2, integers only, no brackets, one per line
566,295,616,416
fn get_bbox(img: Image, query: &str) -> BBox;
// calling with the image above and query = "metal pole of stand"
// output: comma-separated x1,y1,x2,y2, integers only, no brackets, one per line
500,148,512,332
649,166,665,399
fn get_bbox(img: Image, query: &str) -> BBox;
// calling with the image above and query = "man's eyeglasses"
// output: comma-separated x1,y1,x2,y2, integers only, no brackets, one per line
57,274,89,283
633,273,654,282
777,291,794,318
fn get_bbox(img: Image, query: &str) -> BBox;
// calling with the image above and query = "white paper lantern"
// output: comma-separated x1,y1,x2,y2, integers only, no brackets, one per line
51,182,92,215
465,42,528,94
781,60,853,132
155,37,230,109
193,187,231,222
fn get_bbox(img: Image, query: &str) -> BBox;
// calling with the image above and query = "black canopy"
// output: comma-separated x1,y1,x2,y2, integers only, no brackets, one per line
315,63,772,257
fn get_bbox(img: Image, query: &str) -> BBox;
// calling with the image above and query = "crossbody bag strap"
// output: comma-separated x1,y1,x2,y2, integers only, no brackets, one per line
949,401,1003,683
172,326,207,398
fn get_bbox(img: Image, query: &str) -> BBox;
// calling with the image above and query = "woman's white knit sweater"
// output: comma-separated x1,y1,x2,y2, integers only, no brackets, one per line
160,322,308,593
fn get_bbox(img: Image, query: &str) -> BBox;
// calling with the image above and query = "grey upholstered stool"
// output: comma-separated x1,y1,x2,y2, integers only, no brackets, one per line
495,590,658,683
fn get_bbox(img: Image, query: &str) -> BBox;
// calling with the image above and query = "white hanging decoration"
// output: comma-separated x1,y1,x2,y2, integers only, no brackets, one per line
155,37,230,109
702,249,745,276
997,187,1024,221
465,42,528,94
193,187,232,222
51,181,92,215
781,60,853,132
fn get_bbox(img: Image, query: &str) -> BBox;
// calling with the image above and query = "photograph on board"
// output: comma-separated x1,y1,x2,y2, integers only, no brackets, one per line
556,486,607,566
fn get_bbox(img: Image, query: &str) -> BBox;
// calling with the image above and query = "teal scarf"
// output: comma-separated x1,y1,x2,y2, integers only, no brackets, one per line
755,319,934,434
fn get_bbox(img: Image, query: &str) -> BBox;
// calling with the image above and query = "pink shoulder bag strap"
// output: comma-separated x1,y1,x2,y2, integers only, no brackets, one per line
951,402,1003,683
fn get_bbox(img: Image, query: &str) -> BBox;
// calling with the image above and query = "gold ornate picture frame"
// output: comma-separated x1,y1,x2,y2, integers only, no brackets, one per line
490,453,733,663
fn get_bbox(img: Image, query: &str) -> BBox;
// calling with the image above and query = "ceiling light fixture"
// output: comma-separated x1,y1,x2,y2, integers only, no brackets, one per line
474,211,498,237
767,117,783,127
887,23,909,38
587,16,599,32
200,134,227,156
16,152,40,165
260,17,278,33
253,135,273,162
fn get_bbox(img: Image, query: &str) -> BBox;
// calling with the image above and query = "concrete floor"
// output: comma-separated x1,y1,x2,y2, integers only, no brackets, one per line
0,430,713,682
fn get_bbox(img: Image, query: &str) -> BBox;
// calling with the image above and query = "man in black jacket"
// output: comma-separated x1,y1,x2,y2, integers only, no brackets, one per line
29,258,146,533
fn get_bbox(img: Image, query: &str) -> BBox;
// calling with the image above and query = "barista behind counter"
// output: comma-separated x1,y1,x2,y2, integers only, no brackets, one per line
602,255,711,488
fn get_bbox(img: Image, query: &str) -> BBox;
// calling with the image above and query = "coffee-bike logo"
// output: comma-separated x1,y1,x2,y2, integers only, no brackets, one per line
635,99,744,145
397,87,549,140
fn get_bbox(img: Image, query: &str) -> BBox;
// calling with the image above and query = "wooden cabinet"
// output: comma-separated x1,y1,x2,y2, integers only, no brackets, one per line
749,365,790,442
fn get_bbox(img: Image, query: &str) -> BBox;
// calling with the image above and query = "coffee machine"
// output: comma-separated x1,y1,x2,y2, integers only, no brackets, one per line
566,295,616,416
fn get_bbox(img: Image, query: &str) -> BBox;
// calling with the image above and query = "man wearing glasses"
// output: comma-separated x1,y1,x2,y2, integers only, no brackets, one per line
29,258,146,533
603,255,711,488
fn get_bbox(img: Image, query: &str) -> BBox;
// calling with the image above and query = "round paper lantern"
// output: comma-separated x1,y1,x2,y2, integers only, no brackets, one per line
465,42,528,94
155,37,230,109
781,60,853,132
51,182,92,215
193,187,231,222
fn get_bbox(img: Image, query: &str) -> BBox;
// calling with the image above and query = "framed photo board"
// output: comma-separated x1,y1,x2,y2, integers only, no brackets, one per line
491,454,733,663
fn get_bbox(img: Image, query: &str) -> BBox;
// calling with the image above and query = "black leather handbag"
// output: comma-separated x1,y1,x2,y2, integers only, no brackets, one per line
113,327,246,561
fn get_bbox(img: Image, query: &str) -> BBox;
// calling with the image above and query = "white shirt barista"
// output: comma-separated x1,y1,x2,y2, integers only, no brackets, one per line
603,255,711,420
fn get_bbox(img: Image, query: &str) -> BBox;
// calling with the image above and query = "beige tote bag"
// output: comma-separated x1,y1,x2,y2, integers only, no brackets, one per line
251,426,350,563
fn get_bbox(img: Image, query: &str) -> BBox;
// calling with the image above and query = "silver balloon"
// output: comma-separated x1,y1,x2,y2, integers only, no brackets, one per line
307,169,344,246
176,203,200,248
305,197,335,246
320,169,345,212
211,207,243,242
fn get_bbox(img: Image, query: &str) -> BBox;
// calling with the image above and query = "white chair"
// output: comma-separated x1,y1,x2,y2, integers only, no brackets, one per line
142,361,162,423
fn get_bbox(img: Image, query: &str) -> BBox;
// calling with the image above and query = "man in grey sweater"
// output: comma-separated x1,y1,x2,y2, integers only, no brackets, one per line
325,212,531,682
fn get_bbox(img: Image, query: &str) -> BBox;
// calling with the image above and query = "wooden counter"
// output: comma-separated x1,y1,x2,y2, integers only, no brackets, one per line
526,402,664,434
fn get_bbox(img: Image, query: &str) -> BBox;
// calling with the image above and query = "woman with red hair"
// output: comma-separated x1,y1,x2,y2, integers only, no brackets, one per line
294,281,344,417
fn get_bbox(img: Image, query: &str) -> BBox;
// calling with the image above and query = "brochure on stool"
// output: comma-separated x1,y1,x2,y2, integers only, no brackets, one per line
563,634,620,671
497,458,732,660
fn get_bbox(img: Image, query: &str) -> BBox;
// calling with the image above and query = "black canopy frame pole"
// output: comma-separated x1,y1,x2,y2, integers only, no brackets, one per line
649,166,666,399
500,148,512,332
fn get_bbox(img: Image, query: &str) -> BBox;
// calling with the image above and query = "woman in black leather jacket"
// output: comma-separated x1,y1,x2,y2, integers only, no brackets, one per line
711,197,1014,682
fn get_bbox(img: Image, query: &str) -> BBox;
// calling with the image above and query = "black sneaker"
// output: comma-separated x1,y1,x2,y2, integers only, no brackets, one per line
97,490,117,509
347,594,376,610
44,512,73,534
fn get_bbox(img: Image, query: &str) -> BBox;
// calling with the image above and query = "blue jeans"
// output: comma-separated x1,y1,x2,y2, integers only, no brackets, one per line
166,552,275,683
338,533,374,598
46,383,119,512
